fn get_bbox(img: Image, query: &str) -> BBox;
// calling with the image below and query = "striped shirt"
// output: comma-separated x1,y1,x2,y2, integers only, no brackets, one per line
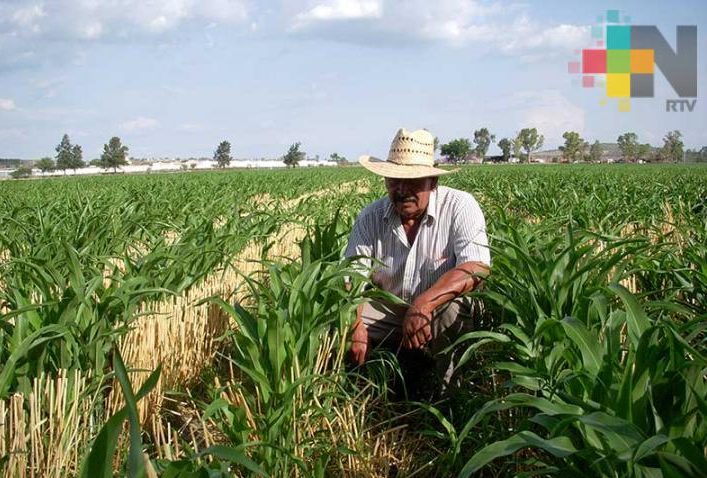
345,186,490,304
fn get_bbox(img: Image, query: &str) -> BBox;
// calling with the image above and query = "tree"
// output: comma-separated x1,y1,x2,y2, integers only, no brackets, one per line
36,157,55,174
636,143,653,162
55,134,73,173
660,130,684,163
559,131,587,162
100,137,129,172
617,132,639,162
329,153,347,165
497,138,513,162
473,128,496,162
440,138,472,164
512,136,523,161
10,165,32,179
580,141,589,161
589,141,603,163
283,142,304,168
516,128,544,163
685,146,707,163
214,140,232,168
70,144,85,171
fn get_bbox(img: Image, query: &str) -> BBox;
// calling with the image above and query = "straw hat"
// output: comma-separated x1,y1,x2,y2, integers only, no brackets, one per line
359,128,456,179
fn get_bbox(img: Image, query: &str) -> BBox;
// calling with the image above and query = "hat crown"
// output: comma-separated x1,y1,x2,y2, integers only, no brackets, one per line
387,128,435,167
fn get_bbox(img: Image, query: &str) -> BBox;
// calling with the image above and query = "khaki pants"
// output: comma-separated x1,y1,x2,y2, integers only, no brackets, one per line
360,297,482,386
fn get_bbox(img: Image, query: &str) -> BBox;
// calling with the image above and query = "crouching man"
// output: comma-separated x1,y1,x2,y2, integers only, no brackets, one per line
346,128,490,394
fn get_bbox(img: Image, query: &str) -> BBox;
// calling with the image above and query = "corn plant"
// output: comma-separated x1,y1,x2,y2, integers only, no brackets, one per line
203,216,370,475
437,221,707,477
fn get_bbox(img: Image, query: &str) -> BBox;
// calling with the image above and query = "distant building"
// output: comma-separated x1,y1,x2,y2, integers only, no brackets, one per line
462,153,483,164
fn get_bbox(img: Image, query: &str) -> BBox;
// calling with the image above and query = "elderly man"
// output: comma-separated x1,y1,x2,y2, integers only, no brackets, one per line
345,128,490,391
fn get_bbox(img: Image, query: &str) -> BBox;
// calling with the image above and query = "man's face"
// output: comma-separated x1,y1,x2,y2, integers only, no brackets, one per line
385,177,437,220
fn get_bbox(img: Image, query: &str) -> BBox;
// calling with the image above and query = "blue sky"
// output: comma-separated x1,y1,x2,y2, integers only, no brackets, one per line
0,0,705,160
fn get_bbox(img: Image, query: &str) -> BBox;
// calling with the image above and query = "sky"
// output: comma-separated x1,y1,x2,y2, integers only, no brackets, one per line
0,0,705,160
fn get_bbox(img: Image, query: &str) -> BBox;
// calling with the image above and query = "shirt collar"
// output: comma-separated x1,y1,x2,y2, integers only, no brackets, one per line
383,187,438,225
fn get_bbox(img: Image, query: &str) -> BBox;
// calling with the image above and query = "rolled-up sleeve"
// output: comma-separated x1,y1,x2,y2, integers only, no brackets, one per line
452,193,491,267
345,210,373,272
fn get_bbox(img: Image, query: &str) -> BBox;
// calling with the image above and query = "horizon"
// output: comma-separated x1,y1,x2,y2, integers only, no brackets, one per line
1,0,705,160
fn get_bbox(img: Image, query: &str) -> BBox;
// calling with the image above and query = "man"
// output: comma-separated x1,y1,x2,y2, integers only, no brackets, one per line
345,128,490,390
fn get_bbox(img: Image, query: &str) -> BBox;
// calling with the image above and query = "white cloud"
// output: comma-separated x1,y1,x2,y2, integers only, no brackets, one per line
120,116,160,132
0,98,16,111
287,0,589,58
292,0,382,28
497,17,589,60
503,90,586,146
10,4,45,32
0,0,250,40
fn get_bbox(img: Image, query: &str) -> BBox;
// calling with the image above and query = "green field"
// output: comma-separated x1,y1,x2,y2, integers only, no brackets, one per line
1,165,705,477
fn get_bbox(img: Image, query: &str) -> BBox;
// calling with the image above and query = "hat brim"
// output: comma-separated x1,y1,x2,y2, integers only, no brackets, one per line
359,155,457,179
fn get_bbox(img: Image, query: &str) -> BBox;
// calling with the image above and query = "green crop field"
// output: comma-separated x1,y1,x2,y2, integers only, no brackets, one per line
0,164,705,477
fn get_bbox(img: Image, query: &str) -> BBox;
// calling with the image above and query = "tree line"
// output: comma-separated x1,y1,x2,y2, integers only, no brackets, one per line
437,128,688,164
6,129,701,180
8,134,341,179
14,134,131,178
214,140,326,168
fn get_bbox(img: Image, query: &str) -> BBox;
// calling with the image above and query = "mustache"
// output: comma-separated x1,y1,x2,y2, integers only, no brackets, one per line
393,194,416,203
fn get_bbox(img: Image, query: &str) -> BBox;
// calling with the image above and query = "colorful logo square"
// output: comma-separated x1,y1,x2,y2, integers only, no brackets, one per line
607,25,631,49
607,50,631,73
630,49,654,73
582,49,606,73
607,73,631,97
618,98,631,112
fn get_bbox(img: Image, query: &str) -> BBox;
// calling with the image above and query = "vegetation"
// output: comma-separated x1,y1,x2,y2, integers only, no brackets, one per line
214,140,232,168
440,138,472,163
9,165,32,179
617,132,640,162
36,157,55,174
559,131,588,162
283,142,305,168
589,140,603,162
497,137,513,162
473,127,495,162
55,134,85,173
685,146,707,163
660,130,684,163
100,136,130,172
329,152,347,165
515,127,544,163
0,165,705,477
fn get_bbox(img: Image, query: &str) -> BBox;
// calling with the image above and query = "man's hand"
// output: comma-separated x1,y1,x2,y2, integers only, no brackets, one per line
402,304,433,349
350,321,369,366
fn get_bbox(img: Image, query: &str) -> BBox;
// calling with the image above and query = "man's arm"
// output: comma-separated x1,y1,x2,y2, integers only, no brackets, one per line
349,306,369,365
402,261,489,349
414,261,489,311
